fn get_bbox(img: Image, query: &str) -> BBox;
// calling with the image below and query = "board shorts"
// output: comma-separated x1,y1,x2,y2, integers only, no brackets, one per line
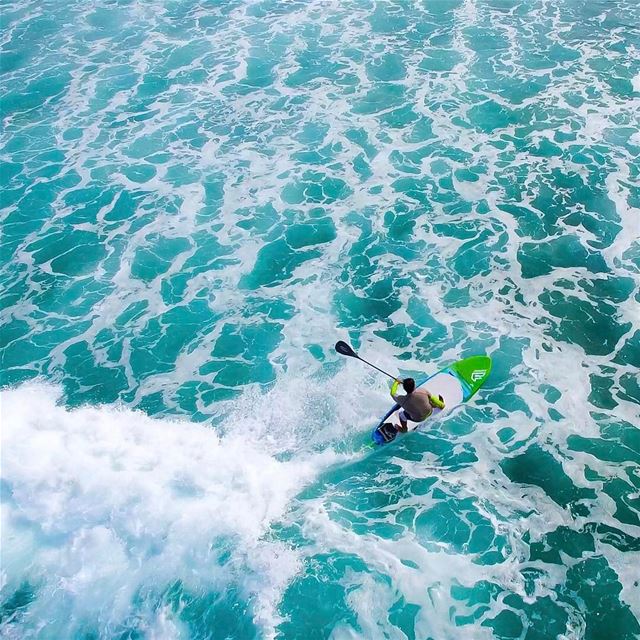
399,408,431,423
399,409,417,423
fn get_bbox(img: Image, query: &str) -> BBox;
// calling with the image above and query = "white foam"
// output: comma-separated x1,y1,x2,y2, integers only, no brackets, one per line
0,383,338,637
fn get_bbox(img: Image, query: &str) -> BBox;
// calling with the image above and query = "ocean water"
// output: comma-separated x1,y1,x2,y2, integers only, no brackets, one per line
1,0,639,638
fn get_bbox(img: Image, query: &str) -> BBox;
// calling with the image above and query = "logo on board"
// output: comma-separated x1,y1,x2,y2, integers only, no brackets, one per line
471,369,487,382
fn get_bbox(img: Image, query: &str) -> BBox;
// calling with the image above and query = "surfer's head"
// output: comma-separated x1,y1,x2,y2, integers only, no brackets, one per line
402,378,415,393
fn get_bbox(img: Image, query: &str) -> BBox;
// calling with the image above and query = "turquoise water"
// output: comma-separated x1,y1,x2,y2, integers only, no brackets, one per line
1,0,639,637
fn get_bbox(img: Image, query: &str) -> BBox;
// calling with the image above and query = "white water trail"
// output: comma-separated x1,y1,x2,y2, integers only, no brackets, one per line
0,383,344,638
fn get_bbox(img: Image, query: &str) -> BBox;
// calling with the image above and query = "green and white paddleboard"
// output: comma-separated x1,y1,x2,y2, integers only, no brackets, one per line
372,355,492,445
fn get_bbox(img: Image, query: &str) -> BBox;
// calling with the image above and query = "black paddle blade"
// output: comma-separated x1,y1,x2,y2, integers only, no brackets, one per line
335,340,357,358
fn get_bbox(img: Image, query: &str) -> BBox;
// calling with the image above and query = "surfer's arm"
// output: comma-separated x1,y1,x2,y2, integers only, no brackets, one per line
429,394,445,409
390,379,401,401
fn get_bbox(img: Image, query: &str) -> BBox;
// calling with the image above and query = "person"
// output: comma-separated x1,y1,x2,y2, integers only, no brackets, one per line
391,377,445,432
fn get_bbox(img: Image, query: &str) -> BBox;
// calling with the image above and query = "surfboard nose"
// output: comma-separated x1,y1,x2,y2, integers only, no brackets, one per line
452,356,492,398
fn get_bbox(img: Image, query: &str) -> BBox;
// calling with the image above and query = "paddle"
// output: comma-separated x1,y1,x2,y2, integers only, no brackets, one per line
334,341,398,381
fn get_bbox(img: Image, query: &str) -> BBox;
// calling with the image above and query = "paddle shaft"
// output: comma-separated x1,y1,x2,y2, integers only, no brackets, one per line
355,355,397,381
348,353,397,381
335,340,398,381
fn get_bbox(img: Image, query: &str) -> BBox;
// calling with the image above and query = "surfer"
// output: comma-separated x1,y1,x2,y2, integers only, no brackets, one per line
391,378,445,432
334,341,491,445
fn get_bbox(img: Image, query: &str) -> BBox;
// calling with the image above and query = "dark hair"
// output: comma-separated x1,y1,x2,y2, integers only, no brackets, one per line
402,378,415,393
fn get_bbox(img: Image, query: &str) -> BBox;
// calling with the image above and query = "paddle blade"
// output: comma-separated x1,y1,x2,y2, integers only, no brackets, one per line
335,341,357,358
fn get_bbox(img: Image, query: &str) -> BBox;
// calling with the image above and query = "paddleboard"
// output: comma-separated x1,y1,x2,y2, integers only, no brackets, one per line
372,355,492,445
